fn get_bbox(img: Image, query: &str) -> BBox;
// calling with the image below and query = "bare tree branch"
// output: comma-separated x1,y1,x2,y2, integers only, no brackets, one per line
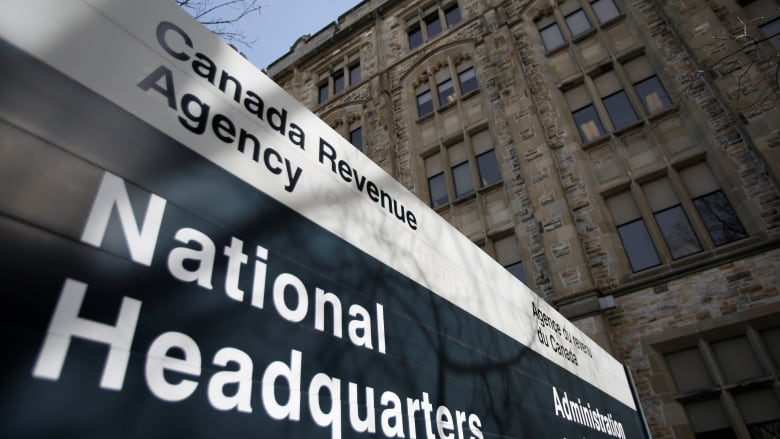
173,0,265,48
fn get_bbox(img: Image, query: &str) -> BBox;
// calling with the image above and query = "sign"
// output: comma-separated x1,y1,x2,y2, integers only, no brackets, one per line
0,1,648,437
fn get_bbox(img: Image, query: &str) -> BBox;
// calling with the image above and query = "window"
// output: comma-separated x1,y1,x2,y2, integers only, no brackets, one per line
425,153,448,207
449,142,474,198
477,150,501,186
495,235,527,284
317,58,360,104
407,3,462,49
333,71,345,94
634,76,672,113
425,12,442,38
617,219,662,272
428,173,448,207
444,4,462,26
539,22,565,51
659,321,780,439
452,161,474,197
680,163,748,246
644,177,702,259
422,130,501,207
350,126,363,151
318,83,329,104
573,104,606,142
438,78,455,106
603,90,639,131
472,130,500,186
607,192,661,272
590,0,620,23
654,206,702,259
458,67,478,95
417,90,433,117
759,17,780,50
693,192,748,246
349,63,361,86
408,25,423,49
564,9,592,37
607,163,747,273
414,63,480,117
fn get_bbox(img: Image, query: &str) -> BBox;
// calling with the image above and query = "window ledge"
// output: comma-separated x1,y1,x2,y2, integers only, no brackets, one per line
432,203,450,214
647,105,680,122
613,119,645,136
478,181,504,194
452,191,477,205
571,28,597,44
598,14,625,30
544,42,570,57
416,111,436,124
461,89,480,101
580,133,611,151
437,101,457,113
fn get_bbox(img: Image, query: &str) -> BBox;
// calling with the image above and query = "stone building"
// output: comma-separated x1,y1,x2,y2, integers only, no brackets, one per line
266,0,780,437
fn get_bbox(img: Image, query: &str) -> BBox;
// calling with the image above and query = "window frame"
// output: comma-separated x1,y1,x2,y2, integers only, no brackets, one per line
633,75,673,114
416,89,434,118
602,89,639,131
349,126,363,151
564,9,593,38
316,56,361,104
572,103,606,143
422,129,501,207
539,22,566,51
407,3,463,50
590,0,621,24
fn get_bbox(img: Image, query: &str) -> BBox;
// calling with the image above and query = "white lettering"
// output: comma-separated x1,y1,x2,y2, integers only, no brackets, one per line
32,278,141,390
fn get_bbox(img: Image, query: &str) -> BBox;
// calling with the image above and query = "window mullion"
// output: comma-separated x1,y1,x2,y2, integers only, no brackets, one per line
746,327,778,380
632,182,672,262
668,168,713,249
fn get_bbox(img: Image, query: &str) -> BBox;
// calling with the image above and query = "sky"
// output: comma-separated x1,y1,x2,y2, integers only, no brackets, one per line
233,0,364,70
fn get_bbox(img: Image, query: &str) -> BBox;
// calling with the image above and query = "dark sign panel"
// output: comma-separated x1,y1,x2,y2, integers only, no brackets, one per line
0,1,648,437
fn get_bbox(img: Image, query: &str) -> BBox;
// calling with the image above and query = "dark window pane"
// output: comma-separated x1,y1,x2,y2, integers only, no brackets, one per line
634,76,672,113
540,22,565,51
425,13,442,38
408,26,423,49
693,191,748,246
428,173,448,207
445,4,462,26
565,9,592,37
333,71,345,94
477,150,501,186
458,67,478,94
617,219,661,272
685,399,736,438
573,104,605,142
438,78,455,106
318,83,329,103
505,261,527,284
417,90,433,117
667,348,715,393
591,0,620,23
603,90,639,131
350,126,363,150
712,337,765,383
759,18,780,50
452,161,474,197
654,205,702,259
349,63,361,85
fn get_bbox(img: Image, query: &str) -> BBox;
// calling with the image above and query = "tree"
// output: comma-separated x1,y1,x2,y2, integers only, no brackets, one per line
173,0,263,48
677,13,780,116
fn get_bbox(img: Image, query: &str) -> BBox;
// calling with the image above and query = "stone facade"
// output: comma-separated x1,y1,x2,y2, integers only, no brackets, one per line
268,0,780,437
